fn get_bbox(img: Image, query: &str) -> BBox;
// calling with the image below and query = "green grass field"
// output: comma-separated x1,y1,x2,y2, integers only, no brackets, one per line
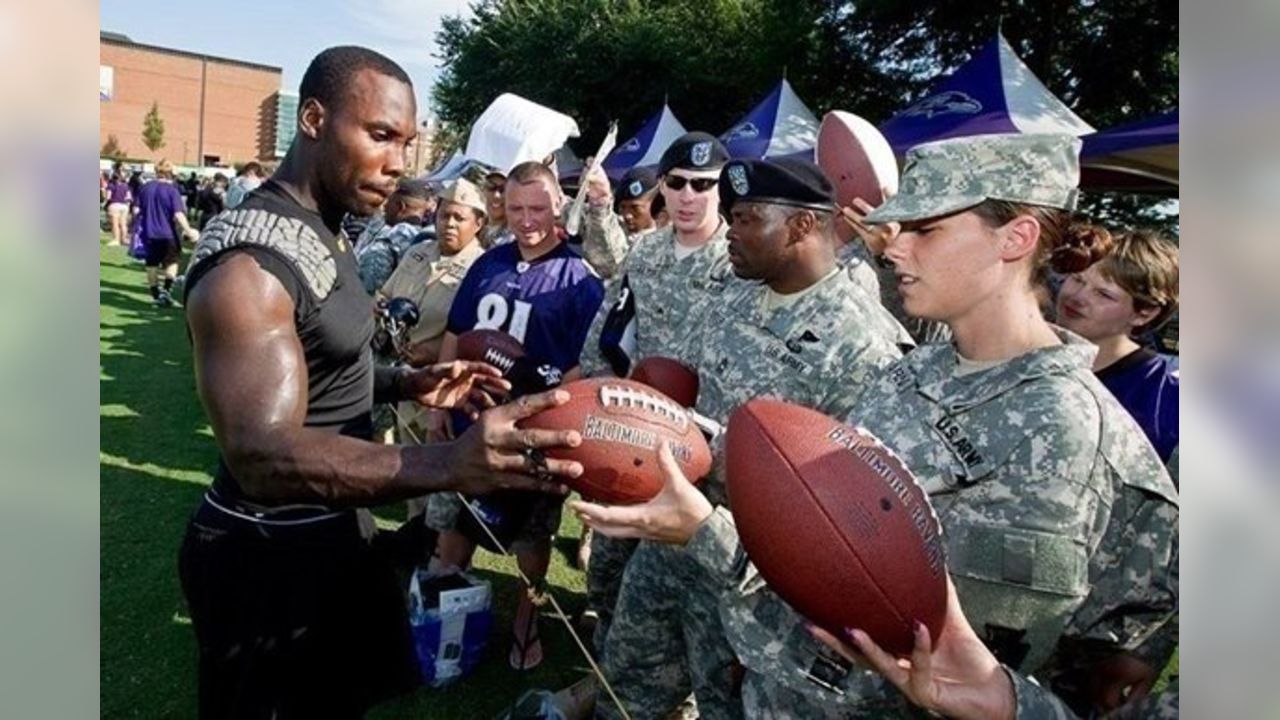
99,236,594,718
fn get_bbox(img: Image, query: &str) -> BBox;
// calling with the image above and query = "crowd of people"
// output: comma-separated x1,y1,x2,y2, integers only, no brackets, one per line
128,44,1178,719
100,160,281,306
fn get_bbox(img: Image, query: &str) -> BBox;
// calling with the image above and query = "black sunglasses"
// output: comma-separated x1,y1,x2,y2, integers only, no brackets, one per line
663,175,718,193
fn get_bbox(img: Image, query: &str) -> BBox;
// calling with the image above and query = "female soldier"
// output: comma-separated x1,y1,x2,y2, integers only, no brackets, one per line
573,134,1178,719
1054,229,1180,465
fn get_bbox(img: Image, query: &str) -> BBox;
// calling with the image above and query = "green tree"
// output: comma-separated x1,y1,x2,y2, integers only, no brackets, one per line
142,101,166,153
101,134,126,161
432,0,837,157
433,0,1176,230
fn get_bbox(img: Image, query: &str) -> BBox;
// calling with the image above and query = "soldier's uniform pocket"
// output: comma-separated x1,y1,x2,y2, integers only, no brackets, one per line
948,522,1090,672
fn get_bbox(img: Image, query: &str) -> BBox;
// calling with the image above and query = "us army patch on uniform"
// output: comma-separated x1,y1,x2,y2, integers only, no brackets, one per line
928,411,993,485
728,164,749,195
784,329,820,354
763,339,814,374
691,141,712,167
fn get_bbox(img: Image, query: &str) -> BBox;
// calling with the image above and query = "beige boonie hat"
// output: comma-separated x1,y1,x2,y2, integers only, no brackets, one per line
436,178,487,217
865,133,1082,224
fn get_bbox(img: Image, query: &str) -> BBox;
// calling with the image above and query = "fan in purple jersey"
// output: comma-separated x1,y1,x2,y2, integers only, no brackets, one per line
426,160,604,671
1055,228,1179,468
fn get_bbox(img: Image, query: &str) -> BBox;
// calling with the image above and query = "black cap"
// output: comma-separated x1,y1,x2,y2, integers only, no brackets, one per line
394,178,434,201
617,166,659,200
658,132,730,175
719,157,836,213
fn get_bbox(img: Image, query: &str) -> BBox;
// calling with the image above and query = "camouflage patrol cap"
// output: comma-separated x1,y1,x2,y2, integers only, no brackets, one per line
436,178,487,217
865,134,1082,224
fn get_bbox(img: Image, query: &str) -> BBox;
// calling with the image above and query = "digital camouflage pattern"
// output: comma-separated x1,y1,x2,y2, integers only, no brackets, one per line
357,222,422,294
1010,671,1179,720
684,329,1178,717
597,540,739,720
579,222,733,379
599,270,908,720
835,238,882,301
579,204,656,279
676,269,909,507
478,223,514,249
585,532,638,655
865,134,1082,225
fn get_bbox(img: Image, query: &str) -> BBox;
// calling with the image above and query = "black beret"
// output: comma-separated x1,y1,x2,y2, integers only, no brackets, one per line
394,178,434,201
617,166,660,200
719,157,836,213
658,132,730,175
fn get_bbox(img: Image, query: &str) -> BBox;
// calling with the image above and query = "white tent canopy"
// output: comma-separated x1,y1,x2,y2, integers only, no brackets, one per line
464,93,581,173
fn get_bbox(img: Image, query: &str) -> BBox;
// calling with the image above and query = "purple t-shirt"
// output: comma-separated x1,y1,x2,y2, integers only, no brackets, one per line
1096,348,1179,464
106,179,130,205
133,179,186,241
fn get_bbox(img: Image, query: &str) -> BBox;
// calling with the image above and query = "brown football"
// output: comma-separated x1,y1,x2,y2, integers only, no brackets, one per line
725,399,947,656
455,329,526,377
629,357,700,408
518,378,712,505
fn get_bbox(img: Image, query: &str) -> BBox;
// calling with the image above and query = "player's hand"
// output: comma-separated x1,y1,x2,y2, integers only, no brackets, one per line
838,196,899,255
401,360,510,416
584,160,612,207
570,442,713,545
183,227,201,243
1085,653,1158,711
446,388,584,495
808,577,1015,720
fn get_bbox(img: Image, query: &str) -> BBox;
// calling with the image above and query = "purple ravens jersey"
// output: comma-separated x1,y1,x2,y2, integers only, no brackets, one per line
1096,348,1179,464
448,241,604,376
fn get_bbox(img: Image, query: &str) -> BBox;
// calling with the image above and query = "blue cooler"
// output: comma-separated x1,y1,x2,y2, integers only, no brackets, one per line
407,568,493,687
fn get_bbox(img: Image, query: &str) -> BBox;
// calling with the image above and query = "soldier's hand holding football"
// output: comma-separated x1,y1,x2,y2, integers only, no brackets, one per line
808,576,1015,720
571,442,714,545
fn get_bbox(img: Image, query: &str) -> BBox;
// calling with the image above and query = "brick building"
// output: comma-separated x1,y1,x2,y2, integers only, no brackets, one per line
99,31,282,167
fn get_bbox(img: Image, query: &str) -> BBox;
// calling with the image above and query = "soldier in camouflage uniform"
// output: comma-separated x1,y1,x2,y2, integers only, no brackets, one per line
356,178,435,294
580,131,736,378
576,135,1178,720
588,157,910,720
579,165,663,278
578,133,735,669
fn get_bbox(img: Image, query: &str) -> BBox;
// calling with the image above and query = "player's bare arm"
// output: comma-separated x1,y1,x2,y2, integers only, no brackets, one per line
187,253,582,505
